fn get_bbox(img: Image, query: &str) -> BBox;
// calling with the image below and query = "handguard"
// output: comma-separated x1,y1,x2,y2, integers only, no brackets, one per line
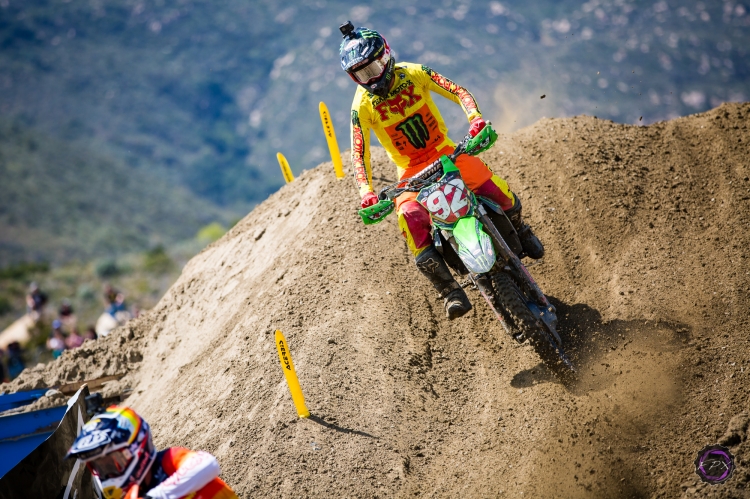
465,122,498,156
358,199,395,225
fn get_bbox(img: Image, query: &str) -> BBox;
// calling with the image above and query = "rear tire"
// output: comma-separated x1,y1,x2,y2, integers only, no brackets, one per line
491,272,573,380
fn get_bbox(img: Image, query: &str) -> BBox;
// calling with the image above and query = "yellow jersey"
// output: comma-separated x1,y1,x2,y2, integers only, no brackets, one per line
349,62,482,196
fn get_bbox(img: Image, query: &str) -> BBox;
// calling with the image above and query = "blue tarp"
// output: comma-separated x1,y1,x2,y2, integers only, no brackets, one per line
0,405,67,478
0,387,97,499
0,389,47,413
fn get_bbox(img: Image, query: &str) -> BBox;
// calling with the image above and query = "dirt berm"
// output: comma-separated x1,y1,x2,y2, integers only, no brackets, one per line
6,103,750,498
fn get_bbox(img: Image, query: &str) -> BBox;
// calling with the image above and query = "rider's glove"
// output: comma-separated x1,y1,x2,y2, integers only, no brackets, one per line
361,192,379,209
469,117,486,137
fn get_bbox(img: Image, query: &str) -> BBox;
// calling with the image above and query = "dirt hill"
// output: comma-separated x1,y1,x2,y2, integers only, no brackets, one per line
5,102,750,498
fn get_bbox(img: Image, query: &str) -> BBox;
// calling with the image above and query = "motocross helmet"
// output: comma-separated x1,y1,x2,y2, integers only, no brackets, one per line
339,21,395,98
66,406,156,499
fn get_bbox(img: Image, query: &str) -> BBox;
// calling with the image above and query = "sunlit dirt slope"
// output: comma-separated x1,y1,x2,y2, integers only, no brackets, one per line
8,102,750,498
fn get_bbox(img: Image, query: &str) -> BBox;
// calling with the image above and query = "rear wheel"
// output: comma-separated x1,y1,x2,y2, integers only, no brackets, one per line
491,272,574,380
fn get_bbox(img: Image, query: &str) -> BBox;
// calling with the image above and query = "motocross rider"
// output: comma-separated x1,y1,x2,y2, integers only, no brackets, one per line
339,21,544,320
66,406,238,499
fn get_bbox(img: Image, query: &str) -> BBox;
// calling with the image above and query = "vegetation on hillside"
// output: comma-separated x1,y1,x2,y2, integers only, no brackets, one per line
1,0,747,218
0,121,232,265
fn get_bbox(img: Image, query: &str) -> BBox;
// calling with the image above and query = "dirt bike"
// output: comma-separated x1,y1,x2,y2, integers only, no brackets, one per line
359,124,575,379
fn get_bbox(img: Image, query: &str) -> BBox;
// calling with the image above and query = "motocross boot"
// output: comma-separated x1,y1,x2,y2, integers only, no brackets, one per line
504,195,545,259
415,246,472,320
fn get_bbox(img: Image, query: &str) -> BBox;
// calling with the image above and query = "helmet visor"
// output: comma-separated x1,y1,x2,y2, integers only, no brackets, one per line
351,51,391,84
87,448,134,480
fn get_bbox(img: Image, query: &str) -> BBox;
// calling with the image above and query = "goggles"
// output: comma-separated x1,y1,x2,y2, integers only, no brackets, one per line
86,448,134,480
350,50,391,84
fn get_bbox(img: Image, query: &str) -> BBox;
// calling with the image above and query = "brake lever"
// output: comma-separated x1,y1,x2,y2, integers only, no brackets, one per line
448,135,471,162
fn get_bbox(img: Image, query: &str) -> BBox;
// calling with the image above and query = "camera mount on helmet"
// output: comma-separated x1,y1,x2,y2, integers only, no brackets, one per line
338,23,395,98
340,21,355,39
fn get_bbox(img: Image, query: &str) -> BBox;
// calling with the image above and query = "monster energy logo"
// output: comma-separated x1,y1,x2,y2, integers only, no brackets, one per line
396,114,429,149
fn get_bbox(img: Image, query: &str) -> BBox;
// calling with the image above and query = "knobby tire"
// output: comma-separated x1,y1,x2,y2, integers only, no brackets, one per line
491,272,573,381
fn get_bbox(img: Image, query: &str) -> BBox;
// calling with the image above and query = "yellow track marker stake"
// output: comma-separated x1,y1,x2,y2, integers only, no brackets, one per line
319,102,345,179
275,330,310,418
277,152,294,183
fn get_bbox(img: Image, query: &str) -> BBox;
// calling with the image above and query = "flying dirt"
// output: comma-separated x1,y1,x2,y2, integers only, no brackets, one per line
4,103,750,498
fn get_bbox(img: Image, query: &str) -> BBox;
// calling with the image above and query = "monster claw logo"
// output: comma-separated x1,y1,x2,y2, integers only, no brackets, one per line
396,113,430,149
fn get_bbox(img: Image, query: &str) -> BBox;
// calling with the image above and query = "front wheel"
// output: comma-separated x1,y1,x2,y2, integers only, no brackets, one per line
491,272,574,380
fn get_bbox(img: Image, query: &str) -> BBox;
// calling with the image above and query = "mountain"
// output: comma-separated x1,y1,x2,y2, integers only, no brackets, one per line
1,0,747,214
0,121,229,265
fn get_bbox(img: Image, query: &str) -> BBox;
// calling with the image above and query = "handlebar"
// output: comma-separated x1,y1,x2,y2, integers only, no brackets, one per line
377,134,471,201
359,123,497,226
410,134,471,181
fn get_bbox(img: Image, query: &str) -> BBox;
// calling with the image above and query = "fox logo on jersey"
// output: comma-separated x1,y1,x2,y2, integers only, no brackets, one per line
374,83,422,121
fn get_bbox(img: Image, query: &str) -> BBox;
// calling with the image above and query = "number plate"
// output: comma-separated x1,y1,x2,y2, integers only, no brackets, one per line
416,171,473,224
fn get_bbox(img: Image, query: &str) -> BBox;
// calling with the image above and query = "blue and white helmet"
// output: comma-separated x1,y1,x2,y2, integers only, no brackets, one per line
339,21,395,98
66,406,156,499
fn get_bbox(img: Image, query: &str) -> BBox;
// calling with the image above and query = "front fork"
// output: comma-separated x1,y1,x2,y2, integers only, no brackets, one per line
476,205,552,310
476,205,561,343
471,273,520,339
434,223,517,337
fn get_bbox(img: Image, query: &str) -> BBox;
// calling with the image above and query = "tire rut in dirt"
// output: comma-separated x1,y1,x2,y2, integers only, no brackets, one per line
491,272,572,381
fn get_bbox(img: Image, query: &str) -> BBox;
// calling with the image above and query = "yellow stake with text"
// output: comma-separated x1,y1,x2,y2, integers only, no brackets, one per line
275,330,310,418
277,152,294,183
319,102,345,179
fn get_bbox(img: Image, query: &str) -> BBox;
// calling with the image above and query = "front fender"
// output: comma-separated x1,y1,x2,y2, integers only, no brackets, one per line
452,217,496,274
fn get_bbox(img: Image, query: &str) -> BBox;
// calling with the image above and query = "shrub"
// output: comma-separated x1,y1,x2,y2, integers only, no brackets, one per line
0,296,11,316
76,284,96,303
95,258,121,278
196,222,227,243
143,246,173,274
0,261,50,280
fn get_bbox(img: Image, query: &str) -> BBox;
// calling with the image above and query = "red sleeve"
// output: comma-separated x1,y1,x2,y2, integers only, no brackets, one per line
146,448,222,499
159,447,191,475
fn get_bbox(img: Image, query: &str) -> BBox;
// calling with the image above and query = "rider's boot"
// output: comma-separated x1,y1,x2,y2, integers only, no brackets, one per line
415,246,472,320
504,195,545,259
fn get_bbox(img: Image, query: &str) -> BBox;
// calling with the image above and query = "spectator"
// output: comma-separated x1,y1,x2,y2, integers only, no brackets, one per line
107,292,127,317
6,342,25,380
46,320,67,359
65,327,84,349
84,325,98,341
58,299,77,329
103,284,118,307
25,282,48,322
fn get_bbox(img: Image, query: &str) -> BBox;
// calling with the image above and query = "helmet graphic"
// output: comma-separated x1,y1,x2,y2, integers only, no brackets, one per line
66,406,156,499
339,21,395,99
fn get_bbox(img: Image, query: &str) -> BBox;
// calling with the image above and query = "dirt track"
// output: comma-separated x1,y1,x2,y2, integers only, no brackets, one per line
5,102,750,498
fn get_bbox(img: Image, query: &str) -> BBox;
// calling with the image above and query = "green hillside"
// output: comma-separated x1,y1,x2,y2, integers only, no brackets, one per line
1,1,747,210
0,121,229,265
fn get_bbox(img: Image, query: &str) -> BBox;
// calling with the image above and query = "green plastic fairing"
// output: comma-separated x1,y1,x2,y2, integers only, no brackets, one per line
440,155,459,174
359,199,395,225
465,123,498,156
452,217,496,273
